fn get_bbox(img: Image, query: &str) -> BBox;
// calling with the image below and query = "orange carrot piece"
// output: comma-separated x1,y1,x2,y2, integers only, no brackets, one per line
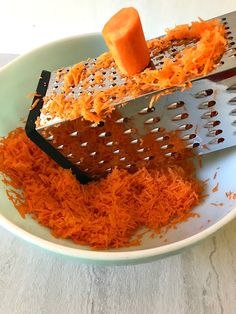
102,7,150,75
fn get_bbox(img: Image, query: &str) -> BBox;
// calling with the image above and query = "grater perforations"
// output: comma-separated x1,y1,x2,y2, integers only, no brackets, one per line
25,11,236,183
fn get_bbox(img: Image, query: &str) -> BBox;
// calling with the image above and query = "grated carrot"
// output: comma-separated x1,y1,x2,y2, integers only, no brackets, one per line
212,182,219,193
0,128,203,249
40,18,226,124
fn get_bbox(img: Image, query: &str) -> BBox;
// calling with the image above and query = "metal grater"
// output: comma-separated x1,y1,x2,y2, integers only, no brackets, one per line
25,11,236,184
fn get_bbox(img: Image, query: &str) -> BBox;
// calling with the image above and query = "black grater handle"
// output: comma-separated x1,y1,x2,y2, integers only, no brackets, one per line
25,71,90,184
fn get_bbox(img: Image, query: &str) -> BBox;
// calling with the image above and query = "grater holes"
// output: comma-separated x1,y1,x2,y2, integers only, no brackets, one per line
230,109,236,115
167,101,184,110
90,151,98,157
66,153,73,158
204,120,221,128
105,168,112,173
167,152,181,158
137,148,146,153
106,141,114,146
57,144,64,150
123,128,137,134
229,97,236,103
150,127,165,133
186,142,200,149
201,110,218,119
182,133,196,140
161,143,174,150
131,139,139,144
172,112,189,121
156,135,170,142
115,117,130,123
207,129,223,137
216,61,224,66
138,107,155,115
226,84,236,91
198,100,216,109
144,117,160,124
143,156,155,161
232,120,236,126
46,135,54,141
209,137,225,144
177,123,193,131
229,53,236,58
120,157,126,161
113,149,120,154
226,31,232,36
195,89,213,98
80,142,88,147
227,36,234,41
221,17,226,21
109,96,117,102
98,160,106,164
70,131,78,137
98,131,112,138
229,41,235,47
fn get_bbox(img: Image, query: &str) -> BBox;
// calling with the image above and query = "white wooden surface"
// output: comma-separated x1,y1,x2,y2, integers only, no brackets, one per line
0,58,236,314
0,219,236,314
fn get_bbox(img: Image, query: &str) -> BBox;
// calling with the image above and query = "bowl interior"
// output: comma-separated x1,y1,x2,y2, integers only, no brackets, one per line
0,34,236,258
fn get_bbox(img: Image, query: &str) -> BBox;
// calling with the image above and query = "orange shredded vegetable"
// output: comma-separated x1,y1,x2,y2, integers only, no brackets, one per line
0,128,203,249
40,18,226,124
212,182,219,193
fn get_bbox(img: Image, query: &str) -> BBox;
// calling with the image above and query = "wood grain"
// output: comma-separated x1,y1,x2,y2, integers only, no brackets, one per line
0,219,236,314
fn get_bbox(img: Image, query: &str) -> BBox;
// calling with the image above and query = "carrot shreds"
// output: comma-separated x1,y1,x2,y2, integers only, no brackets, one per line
226,191,236,200
30,98,40,110
212,182,219,193
39,18,226,125
27,92,41,98
0,128,203,249
210,202,224,207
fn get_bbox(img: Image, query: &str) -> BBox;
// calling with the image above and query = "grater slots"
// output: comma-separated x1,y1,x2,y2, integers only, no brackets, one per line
26,11,236,184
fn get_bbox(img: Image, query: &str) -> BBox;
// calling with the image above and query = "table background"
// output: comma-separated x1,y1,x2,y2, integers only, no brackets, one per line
0,53,236,314
1,0,236,54
1,1,236,312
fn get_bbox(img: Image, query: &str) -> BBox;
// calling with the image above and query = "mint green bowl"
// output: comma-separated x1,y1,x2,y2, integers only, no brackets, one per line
0,34,236,265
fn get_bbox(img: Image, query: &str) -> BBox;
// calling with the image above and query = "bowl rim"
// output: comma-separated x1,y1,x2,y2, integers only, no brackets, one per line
0,33,236,262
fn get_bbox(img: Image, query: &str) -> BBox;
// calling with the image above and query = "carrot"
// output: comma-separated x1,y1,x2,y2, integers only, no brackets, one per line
212,182,219,193
39,18,226,125
0,128,203,249
102,7,150,75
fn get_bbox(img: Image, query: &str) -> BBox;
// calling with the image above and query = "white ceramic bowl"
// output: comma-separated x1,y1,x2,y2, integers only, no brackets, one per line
0,34,236,265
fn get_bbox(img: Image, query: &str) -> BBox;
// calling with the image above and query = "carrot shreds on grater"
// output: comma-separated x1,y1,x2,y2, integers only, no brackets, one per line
25,11,236,183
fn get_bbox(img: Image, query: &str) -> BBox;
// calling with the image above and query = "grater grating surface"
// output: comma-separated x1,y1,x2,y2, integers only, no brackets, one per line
26,11,236,183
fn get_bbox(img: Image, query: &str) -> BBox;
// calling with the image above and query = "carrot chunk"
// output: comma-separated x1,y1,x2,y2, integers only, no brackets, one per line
102,7,150,75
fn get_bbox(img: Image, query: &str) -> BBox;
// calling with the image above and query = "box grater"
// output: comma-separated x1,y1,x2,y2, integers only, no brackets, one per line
25,11,236,184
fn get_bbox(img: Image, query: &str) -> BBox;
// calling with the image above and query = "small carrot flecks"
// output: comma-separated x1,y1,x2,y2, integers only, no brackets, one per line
27,92,41,99
202,144,210,150
226,191,233,200
30,98,40,110
210,202,224,206
212,182,219,193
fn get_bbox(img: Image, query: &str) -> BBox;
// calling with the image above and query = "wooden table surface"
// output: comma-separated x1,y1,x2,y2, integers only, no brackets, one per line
0,54,236,314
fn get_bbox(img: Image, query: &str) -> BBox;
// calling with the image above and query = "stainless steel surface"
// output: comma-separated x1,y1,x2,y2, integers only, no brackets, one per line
35,11,236,179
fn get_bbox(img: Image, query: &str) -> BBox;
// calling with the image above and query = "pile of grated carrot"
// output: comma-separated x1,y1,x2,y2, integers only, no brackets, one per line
41,18,226,124
0,128,203,249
